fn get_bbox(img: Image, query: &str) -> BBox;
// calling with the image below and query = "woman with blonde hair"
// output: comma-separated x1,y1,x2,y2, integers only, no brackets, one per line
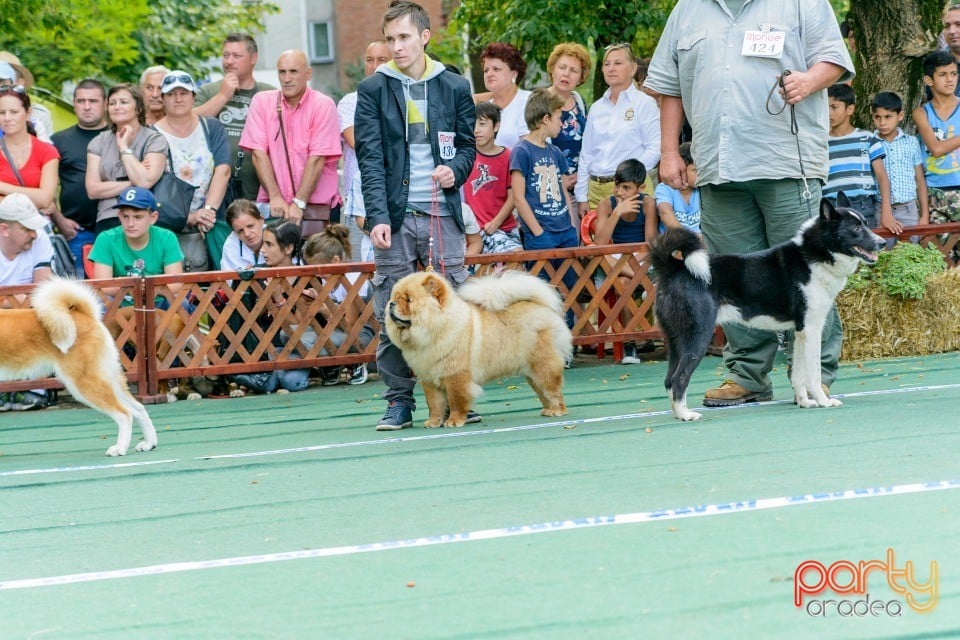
574,43,661,215
546,43,591,187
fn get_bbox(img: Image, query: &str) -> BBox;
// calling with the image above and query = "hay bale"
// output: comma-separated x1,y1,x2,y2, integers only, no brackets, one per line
837,269,960,360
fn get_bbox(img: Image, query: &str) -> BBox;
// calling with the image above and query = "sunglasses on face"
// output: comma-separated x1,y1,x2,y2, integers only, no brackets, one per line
161,73,193,88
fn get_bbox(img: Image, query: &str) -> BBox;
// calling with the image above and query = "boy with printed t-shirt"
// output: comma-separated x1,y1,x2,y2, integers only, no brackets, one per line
510,88,577,251
464,101,519,253
510,88,578,365
824,83,892,228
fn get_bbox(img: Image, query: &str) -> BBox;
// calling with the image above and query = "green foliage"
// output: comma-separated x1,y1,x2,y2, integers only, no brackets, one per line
10,0,148,93
845,242,947,300
0,0,67,37
2,0,277,93
138,0,279,80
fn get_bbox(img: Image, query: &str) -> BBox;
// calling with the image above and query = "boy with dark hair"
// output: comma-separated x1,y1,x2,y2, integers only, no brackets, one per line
824,83,892,228
510,87,578,366
464,101,519,253
593,158,658,365
914,50,960,224
510,88,576,248
655,141,701,234
871,91,929,237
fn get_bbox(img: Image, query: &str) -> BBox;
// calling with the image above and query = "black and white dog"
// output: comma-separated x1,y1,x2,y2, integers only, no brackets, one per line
650,198,885,421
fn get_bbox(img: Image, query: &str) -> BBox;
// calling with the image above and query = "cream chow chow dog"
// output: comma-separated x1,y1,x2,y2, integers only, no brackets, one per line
385,270,572,427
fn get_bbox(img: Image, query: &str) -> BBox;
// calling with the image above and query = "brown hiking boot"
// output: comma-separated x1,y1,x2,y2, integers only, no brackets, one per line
703,379,773,407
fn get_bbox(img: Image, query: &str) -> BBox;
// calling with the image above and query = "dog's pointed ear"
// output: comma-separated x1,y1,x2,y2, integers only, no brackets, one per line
836,190,851,209
671,249,684,261
820,197,838,222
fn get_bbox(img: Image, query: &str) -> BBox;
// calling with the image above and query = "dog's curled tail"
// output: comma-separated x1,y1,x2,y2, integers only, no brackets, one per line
649,227,712,285
458,270,564,315
31,278,104,354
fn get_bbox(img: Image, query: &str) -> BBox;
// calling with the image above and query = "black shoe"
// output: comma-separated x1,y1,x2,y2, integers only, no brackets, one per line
621,342,641,365
443,409,482,424
320,366,342,386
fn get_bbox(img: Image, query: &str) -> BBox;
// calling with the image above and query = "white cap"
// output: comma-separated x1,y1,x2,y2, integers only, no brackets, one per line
0,193,47,231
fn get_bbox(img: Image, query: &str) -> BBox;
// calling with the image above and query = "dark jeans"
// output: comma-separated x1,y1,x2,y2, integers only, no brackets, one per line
522,225,579,328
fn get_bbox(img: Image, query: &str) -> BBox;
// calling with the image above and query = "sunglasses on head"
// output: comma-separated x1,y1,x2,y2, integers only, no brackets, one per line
161,73,193,87
604,42,632,52
0,85,27,95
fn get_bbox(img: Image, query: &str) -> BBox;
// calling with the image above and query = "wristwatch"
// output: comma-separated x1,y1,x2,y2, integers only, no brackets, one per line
120,148,134,156
291,197,306,210
203,204,217,212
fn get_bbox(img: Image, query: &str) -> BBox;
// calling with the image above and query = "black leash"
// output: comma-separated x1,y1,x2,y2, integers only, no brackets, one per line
765,69,813,209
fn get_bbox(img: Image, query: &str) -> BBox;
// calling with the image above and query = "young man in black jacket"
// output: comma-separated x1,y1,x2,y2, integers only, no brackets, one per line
355,0,476,430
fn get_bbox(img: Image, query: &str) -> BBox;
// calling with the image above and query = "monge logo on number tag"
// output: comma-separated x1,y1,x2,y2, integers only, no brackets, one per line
741,30,785,58
438,131,455,160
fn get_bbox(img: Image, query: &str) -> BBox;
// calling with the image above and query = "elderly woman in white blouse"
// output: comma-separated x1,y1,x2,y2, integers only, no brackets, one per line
575,43,661,216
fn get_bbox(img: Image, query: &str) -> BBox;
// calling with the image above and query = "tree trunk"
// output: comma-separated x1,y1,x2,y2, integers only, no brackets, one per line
848,0,943,128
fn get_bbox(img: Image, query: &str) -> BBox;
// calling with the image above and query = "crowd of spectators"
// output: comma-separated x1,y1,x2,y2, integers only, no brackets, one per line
2,0,959,417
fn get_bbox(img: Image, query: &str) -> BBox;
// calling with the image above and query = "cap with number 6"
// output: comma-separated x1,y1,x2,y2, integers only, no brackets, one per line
116,186,157,212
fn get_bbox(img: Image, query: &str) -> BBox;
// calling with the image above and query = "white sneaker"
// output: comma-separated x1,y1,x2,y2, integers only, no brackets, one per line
348,364,368,385
621,342,641,365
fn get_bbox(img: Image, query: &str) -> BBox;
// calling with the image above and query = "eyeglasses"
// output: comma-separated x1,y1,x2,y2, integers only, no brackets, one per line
161,73,194,88
0,85,27,95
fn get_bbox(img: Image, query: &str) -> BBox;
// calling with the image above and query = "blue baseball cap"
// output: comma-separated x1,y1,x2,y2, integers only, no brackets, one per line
116,186,157,211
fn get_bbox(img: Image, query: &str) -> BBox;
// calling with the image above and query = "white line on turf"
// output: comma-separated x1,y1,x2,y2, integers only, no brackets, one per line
197,383,960,460
0,459,180,477
4,383,957,476
2,478,957,590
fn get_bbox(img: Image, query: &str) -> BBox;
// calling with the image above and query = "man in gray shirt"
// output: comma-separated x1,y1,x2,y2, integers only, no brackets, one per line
645,0,854,407
195,33,275,202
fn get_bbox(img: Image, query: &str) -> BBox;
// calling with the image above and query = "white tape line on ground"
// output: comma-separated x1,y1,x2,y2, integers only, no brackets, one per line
0,459,180,477
2,478,957,590
198,383,960,461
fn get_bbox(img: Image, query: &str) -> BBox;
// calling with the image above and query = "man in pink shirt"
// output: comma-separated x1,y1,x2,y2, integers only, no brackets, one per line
239,49,341,232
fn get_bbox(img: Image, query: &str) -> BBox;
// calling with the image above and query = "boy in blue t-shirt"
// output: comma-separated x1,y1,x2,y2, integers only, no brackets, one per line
824,83,892,228
510,88,578,362
510,87,577,251
654,142,701,234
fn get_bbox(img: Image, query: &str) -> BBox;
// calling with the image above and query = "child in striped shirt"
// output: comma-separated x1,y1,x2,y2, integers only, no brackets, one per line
824,83,893,228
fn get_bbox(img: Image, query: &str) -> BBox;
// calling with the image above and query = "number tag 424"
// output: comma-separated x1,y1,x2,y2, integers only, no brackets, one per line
741,30,785,59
